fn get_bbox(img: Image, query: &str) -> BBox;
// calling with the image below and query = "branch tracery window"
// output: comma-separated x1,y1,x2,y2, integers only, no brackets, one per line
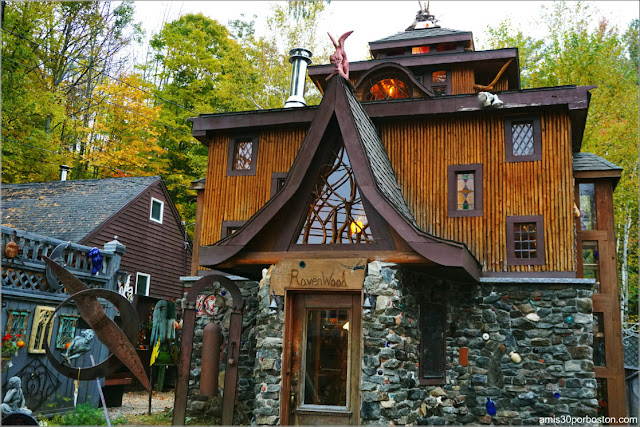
297,144,373,244
365,78,410,101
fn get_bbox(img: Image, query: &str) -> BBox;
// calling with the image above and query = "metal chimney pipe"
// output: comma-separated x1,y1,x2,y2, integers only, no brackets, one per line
59,165,70,181
284,47,312,108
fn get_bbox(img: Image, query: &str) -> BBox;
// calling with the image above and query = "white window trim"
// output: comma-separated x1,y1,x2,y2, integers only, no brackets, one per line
150,197,164,224
136,272,151,296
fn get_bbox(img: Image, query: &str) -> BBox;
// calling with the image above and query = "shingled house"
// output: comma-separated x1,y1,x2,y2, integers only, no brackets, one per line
180,7,627,425
2,175,191,302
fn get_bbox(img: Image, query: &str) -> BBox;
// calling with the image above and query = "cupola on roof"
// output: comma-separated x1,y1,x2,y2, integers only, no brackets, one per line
368,2,474,59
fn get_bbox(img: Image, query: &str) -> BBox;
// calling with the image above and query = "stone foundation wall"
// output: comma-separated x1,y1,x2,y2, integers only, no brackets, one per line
185,279,259,423
183,263,595,426
361,262,596,425
251,268,285,425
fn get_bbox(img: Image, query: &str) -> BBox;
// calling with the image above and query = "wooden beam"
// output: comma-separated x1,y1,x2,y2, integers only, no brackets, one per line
215,251,432,268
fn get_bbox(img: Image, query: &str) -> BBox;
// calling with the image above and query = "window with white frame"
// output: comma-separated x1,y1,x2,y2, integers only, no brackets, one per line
150,197,164,224
136,272,151,296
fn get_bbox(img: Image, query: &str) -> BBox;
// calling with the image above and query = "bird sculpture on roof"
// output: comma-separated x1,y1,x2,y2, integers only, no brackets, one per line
326,31,354,80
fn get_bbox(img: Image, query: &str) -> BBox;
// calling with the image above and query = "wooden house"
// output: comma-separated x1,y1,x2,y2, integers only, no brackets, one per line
2,175,192,302
183,7,626,425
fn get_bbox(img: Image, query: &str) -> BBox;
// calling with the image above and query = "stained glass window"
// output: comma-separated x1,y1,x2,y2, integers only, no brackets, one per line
511,121,535,156
233,141,253,170
456,172,475,210
297,144,374,244
513,222,538,259
56,314,78,349
366,78,410,101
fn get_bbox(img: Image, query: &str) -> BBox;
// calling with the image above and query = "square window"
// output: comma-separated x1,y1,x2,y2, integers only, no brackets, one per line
136,272,150,296
150,197,164,224
448,164,483,217
504,116,542,162
271,172,288,197
506,215,545,265
420,302,446,384
227,135,259,176
221,221,246,239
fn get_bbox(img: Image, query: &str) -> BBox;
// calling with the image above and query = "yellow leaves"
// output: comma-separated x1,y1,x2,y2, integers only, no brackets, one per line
86,73,169,178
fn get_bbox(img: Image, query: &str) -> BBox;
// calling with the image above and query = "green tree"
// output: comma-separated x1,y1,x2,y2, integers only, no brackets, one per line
143,13,258,221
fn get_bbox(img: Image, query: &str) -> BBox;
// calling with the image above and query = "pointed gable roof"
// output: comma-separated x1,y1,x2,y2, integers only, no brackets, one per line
199,76,480,281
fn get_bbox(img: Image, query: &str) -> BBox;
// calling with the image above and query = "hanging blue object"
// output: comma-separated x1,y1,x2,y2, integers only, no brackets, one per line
87,248,103,274
486,398,496,416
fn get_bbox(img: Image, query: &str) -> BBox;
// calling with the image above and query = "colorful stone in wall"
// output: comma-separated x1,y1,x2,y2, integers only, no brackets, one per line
509,351,522,364
565,316,574,324
486,398,496,416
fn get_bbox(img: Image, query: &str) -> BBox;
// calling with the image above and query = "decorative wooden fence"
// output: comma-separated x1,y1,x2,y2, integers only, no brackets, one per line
1,226,125,416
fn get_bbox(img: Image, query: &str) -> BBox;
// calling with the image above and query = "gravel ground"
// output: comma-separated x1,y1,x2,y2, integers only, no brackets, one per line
107,390,174,420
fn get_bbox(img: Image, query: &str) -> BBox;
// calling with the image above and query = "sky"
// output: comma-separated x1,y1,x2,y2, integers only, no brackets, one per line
133,0,640,62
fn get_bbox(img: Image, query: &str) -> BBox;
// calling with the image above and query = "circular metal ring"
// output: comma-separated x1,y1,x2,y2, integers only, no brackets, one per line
44,288,140,381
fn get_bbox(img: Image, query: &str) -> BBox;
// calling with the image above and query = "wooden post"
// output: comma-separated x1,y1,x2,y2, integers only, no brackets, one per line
90,355,111,427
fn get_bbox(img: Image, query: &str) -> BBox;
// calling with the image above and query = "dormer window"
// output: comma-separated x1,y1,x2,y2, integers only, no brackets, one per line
365,78,410,101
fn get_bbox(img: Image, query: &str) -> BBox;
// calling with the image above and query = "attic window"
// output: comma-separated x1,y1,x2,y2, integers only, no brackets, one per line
365,78,410,101
412,45,430,54
227,135,259,176
436,42,456,52
297,144,373,244
150,197,164,224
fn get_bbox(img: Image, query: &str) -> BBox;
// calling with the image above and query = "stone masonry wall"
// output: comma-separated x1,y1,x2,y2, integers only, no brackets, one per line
361,262,596,425
251,267,285,425
185,279,259,424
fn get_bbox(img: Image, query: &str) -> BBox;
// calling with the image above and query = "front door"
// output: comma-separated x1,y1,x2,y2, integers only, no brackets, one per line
282,292,361,425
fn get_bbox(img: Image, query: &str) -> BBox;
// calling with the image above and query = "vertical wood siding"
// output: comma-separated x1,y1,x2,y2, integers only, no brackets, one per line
451,65,475,95
200,128,307,246
380,110,575,272
84,182,191,301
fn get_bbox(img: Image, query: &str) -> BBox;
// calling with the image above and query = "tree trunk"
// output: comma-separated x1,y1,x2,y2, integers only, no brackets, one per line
621,207,631,322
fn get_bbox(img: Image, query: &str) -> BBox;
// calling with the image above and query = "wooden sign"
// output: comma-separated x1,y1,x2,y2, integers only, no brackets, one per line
270,258,366,295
